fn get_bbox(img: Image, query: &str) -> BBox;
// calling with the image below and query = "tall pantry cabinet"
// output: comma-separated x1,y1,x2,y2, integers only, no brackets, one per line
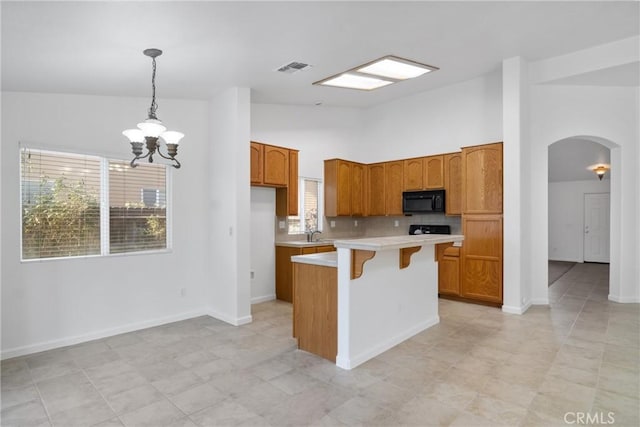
460,142,503,304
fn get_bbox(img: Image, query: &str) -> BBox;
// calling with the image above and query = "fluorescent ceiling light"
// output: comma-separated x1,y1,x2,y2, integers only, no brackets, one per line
357,57,435,80
314,55,437,91
318,73,394,91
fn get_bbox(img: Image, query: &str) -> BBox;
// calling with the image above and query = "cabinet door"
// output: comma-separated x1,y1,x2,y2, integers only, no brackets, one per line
263,145,289,187
462,143,502,214
439,255,460,296
250,142,264,184
350,162,366,216
288,150,299,215
368,163,386,216
315,245,336,253
275,246,302,303
336,160,352,216
424,155,444,189
444,153,462,215
461,215,503,303
403,158,424,191
385,161,404,216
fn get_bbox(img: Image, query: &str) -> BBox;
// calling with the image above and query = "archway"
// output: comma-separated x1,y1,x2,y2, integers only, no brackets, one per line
540,135,620,304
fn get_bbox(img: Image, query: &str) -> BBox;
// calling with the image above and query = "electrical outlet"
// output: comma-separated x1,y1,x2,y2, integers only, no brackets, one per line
394,220,399,227
279,221,286,229
354,220,358,227
330,220,336,228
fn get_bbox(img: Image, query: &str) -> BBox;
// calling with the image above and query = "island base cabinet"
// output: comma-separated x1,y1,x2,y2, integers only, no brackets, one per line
292,263,337,362
276,245,335,303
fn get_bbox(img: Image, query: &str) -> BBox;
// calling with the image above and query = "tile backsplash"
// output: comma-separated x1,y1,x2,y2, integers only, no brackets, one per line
275,214,461,241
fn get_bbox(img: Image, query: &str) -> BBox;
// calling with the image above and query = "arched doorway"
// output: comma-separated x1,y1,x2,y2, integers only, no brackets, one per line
543,135,620,303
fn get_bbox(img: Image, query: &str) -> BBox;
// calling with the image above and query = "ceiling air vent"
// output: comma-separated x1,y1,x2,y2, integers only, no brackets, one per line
276,61,312,74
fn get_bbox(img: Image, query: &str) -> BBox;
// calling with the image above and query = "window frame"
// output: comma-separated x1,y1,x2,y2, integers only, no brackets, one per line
19,144,173,263
287,176,323,235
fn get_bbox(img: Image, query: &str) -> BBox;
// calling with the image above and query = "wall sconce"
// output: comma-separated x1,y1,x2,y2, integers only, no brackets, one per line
592,164,610,180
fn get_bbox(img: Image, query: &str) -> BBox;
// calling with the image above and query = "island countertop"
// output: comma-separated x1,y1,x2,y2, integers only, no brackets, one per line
333,234,464,251
291,252,337,267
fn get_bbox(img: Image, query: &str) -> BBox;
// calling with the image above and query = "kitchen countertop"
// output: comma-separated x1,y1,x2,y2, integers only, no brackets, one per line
275,240,335,248
291,251,337,267
333,234,464,251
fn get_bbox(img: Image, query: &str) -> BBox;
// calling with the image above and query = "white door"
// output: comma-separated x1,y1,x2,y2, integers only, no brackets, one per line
584,193,610,263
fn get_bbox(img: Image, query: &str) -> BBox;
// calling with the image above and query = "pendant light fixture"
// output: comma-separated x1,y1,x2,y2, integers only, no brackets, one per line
123,48,184,169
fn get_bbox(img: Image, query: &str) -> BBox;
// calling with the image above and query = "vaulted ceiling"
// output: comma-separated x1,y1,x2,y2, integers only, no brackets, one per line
2,1,638,108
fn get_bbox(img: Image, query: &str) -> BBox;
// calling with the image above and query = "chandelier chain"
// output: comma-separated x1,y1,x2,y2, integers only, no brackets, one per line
148,57,159,120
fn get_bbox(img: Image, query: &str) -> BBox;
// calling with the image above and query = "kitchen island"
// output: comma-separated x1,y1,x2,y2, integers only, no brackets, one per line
291,234,463,370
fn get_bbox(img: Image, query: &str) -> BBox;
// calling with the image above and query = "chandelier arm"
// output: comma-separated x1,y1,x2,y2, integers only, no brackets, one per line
155,145,181,169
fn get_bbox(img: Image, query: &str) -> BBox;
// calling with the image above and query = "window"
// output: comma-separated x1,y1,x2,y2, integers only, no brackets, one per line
288,178,322,234
20,147,170,261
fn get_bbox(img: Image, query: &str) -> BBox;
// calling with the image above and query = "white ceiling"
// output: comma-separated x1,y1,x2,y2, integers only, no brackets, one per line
548,138,611,183
2,1,639,108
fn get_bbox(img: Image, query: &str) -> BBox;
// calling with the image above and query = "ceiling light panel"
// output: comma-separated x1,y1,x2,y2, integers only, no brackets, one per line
357,57,437,80
317,73,394,91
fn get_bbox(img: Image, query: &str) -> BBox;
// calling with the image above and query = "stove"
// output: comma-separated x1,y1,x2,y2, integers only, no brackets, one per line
408,224,451,235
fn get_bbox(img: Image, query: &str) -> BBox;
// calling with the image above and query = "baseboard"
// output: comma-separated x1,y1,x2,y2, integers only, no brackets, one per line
206,308,253,326
251,294,276,304
1,307,210,360
336,316,439,370
549,258,581,263
608,294,640,303
502,301,532,315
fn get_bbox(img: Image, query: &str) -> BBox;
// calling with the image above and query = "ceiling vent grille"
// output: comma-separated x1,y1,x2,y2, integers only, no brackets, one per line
276,61,312,74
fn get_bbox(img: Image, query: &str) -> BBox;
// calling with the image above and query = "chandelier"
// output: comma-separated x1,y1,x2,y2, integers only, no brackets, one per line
122,48,183,169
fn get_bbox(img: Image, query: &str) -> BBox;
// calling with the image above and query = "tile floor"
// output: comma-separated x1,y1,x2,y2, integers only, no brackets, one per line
2,263,639,426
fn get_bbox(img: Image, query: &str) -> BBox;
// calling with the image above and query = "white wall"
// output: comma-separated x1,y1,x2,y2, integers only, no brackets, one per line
549,180,611,263
358,71,503,162
251,103,364,180
250,187,276,303
529,84,639,303
1,92,211,358
208,88,252,325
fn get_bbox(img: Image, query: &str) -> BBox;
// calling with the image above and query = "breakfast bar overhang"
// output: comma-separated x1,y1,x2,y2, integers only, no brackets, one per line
292,234,464,370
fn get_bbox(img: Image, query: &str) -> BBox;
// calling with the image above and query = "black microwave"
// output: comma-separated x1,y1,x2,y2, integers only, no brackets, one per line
402,190,445,213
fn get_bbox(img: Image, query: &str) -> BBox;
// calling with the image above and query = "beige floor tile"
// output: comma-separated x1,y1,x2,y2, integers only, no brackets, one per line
48,398,115,427
168,381,226,415
479,378,537,409
151,370,204,397
118,399,185,427
538,376,596,408
1,384,40,411
597,363,640,399
0,399,50,427
465,394,527,426
105,383,164,414
396,395,460,426
449,410,499,427
602,344,640,372
419,380,478,410
592,388,640,426
327,395,395,425
528,393,591,424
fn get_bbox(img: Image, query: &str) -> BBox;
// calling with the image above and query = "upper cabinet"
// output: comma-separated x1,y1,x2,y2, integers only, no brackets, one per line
251,141,298,216
368,163,386,216
444,152,462,215
424,155,444,189
324,159,367,217
250,142,264,185
403,155,444,192
385,161,404,216
263,145,289,187
462,142,503,214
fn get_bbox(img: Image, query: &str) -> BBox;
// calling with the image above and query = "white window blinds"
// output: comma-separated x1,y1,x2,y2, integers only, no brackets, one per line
21,148,102,259
108,161,167,254
20,147,170,261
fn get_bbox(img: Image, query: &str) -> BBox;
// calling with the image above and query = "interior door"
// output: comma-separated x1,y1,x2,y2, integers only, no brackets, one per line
584,193,610,263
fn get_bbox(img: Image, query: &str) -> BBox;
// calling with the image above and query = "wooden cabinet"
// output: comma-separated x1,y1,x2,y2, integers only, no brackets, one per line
403,158,425,191
444,152,462,215
368,163,386,216
324,159,367,217
462,142,503,214
460,215,503,304
251,141,298,216
350,162,366,217
436,243,460,296
403,155,443,192
275,244,336,302
293,262,337,362
250,142,264,184
276,150,298,216
424,155,444,189
385,161,404,216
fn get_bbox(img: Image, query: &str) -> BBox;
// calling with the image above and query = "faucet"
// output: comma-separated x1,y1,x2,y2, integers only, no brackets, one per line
306,230,322,242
